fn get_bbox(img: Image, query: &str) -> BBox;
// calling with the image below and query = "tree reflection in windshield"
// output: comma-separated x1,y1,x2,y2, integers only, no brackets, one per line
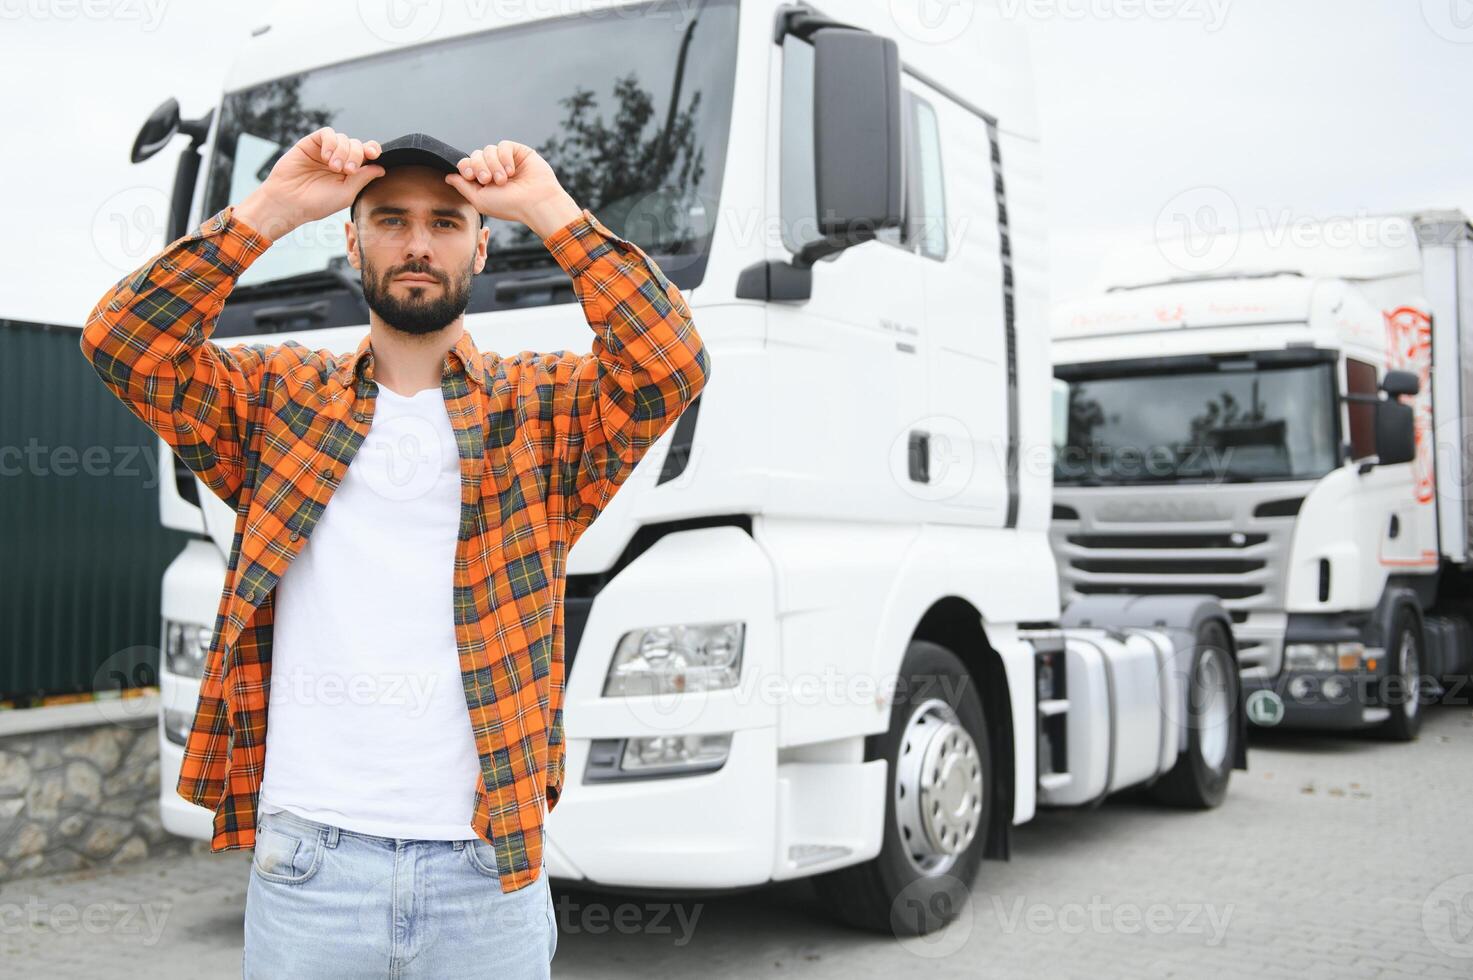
1056,361,1339,485
201,0,736,301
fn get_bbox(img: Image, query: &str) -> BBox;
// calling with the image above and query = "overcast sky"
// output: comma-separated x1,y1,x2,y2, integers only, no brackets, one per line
1,0,1469,326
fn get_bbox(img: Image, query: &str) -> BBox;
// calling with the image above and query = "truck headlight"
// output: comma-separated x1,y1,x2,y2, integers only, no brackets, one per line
1284,641,1365,673
603,622,745,697
164,620,211,679
163,707,192,746
584,733,732,781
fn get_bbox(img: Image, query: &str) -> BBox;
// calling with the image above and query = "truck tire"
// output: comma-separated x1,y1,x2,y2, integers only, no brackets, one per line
1148,619,1237,809
1377,605,1425,742
812,640,991,936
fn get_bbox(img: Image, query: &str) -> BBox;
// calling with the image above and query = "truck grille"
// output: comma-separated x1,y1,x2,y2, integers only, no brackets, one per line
1050,482,1318,674
1057,527,1282,606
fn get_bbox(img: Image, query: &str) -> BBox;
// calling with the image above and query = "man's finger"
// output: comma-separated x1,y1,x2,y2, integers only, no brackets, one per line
347,163,385,193
332,131,351,171
314,127,337,164
469,148,491,183
444,172,481,203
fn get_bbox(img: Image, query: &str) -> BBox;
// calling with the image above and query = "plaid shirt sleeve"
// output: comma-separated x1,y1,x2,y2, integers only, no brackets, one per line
503,208,712,548
79,209,272,509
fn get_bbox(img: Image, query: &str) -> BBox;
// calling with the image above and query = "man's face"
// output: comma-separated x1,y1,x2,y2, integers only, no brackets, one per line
346,166,488,335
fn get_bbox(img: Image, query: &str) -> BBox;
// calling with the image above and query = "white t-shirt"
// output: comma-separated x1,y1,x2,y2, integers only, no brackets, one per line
258,381,483,840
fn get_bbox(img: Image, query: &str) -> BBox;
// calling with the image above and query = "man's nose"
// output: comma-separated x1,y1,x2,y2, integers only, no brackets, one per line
403,223,435,260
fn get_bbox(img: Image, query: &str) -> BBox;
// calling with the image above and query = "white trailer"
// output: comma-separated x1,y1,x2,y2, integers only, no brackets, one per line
133,0,1243,935
1052,210,1473,741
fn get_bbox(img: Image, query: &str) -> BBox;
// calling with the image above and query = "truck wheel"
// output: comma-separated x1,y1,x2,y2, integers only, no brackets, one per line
1377,607,1425,742
1149,619,1237,809
812,640,991,936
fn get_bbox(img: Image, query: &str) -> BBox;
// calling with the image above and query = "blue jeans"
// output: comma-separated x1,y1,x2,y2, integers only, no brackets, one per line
243,807,557,978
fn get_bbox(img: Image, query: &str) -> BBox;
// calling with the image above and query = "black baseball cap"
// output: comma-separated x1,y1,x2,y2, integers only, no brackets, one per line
350,132,481,222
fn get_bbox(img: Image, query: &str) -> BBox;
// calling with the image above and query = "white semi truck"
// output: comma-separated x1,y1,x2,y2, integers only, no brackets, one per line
1052,210,1473,741
131,0,1244,935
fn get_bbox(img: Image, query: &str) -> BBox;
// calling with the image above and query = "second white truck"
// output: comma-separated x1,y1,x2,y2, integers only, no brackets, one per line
1052,210,1473,740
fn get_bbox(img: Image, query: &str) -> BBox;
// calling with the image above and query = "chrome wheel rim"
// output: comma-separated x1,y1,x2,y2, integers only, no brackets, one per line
1400,628,1421,721
1196,648,1231,771
895,698,984,876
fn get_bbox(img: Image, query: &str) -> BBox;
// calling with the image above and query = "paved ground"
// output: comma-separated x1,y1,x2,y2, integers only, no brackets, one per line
2,705,1471,979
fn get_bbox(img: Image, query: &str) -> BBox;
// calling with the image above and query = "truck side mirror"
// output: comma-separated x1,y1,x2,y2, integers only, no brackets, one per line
1379,369,1419,398
131,97,182,163
127,99,216,242
803,28,903,264
1374,396,1416,466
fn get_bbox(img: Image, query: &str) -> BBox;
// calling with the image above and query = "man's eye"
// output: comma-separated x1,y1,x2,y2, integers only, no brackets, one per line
435,220,455,229
382,217,404,226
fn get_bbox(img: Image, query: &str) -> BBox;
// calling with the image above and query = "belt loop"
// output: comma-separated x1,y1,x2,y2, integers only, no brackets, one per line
324,824,340,848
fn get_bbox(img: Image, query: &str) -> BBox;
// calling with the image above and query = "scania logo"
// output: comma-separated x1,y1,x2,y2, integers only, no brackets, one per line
1095,500,1229,522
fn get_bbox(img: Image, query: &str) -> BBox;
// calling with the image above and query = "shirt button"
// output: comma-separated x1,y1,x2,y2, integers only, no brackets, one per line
320,468,334,481
353,412,369,423
246,589,257,602
289,530,301,542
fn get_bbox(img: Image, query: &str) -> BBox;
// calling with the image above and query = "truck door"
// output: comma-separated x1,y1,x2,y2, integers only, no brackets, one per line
913,79,1013,528
765,32,932,522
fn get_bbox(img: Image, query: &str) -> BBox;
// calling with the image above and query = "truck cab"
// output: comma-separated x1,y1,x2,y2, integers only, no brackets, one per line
1052,212,1473,739
138,0,1242,935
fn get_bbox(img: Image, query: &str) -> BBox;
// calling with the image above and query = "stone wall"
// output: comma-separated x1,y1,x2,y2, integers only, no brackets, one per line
0,720,197,881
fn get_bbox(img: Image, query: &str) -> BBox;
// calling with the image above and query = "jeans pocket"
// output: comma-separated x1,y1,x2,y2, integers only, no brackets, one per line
463,836,503,879
251,814,325,885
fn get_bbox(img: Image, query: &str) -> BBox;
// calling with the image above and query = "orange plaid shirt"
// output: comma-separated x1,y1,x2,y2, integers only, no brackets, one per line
80,203,710,893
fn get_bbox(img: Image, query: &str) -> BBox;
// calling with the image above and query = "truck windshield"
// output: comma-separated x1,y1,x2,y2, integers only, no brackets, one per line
1054,359,1340,485
201,0,736,317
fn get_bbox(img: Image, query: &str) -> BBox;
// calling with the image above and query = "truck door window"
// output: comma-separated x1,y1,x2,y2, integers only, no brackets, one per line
779,33,821,257
1345,358,1378,461
911,97,947,260
780,39,945,260
873,93,946,260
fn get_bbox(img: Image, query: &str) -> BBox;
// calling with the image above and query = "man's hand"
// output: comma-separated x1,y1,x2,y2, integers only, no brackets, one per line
444,140,581,239
233,127,384,242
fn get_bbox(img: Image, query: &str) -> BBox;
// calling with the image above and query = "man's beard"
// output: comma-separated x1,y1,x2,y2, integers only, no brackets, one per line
361,256,474,335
